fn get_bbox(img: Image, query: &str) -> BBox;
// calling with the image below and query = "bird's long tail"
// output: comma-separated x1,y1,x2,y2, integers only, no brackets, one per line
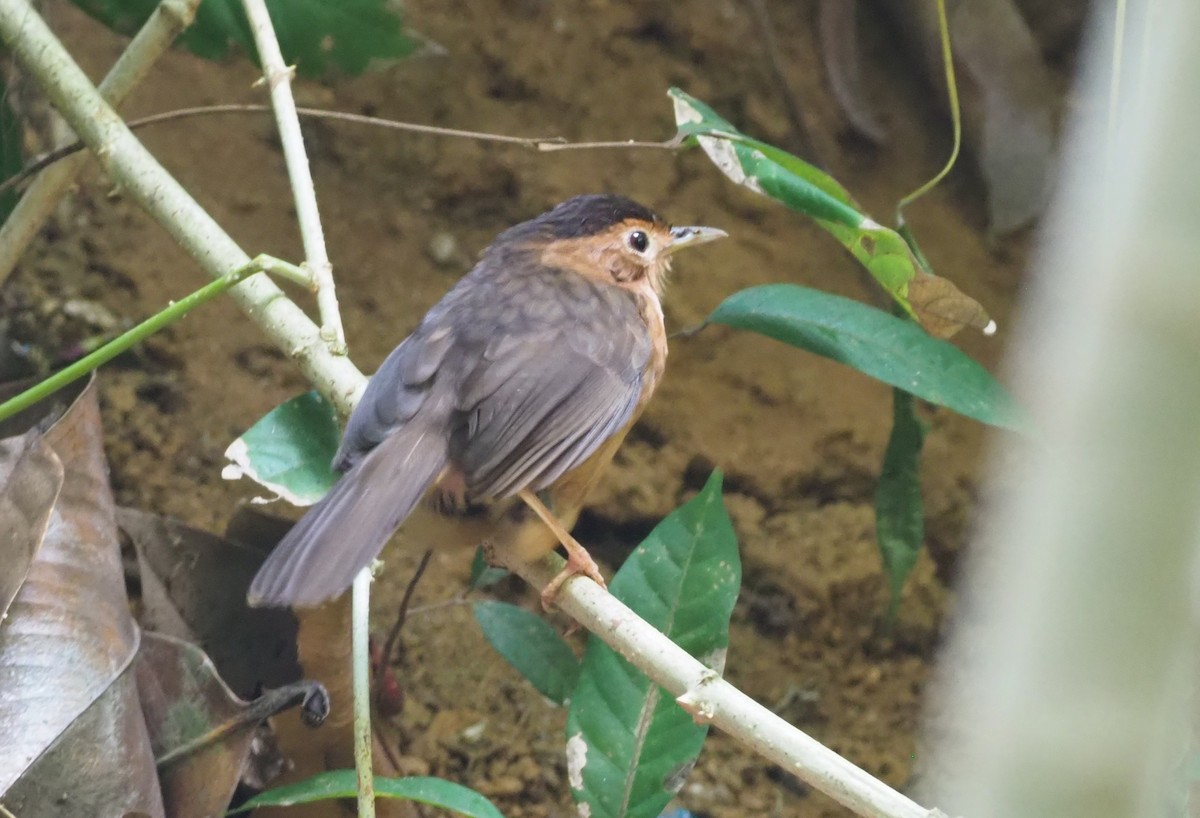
247,422,449,608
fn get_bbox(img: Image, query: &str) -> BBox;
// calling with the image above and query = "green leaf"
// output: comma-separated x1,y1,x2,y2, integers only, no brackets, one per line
566,471,740,818
69,0,416,77
875,390,927,618
222,391,340,505
469,546,509,590
473,600,580,705
710,284,1023,431
670,88,993,339
0,86,22,222
231,771,504,817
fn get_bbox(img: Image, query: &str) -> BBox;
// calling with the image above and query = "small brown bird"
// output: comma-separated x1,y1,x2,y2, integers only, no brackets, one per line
248,195,725,608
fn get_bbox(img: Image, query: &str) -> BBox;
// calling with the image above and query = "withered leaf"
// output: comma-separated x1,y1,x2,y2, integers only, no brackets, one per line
908,270,994,339
136,632,326,818
0,375,161,815
118,507,301,698
0,430,62,620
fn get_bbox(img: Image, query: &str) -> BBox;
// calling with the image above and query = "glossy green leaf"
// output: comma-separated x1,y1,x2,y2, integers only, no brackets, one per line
473,600,580,705
69,0,416,77
875,390,927,617
710,284,1023,430
566,471,740,818
232,771,504,816
222,391,339,505
670,87,992,339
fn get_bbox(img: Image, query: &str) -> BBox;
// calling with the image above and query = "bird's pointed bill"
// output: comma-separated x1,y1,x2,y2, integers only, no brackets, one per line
666,225,727,253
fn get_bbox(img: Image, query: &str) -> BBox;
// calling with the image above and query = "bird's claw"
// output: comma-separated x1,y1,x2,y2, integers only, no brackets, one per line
540,548,606,611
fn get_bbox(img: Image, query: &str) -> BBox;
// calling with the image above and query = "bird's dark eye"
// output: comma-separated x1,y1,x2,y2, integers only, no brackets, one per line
628,230,649,253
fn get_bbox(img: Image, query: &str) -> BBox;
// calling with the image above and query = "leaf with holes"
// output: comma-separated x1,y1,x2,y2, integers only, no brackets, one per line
566,471,740,818
68,0,417,77
222,391,340,506
670,87,993,339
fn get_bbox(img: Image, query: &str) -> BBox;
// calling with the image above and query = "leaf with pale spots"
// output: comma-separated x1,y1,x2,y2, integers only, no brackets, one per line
566,471,741,818
669,87,993,339
222,391,340,506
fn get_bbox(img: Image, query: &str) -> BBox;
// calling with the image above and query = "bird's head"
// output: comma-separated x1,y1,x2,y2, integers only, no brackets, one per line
504,194,726,298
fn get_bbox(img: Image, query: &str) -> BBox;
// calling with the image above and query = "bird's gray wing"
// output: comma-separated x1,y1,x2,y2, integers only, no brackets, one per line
335,320,456,471
451,306,651,500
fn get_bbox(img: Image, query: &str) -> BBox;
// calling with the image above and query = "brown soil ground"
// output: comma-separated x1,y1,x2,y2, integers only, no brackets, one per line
5,1,1045,816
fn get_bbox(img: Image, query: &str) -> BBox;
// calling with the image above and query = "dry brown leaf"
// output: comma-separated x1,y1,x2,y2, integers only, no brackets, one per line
908,270,994,339
136,632,326,818
0,375,163,816
0,429,62,619
118,507,301,698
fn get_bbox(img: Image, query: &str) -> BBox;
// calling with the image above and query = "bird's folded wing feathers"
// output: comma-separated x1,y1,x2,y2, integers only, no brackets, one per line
455,325,649,499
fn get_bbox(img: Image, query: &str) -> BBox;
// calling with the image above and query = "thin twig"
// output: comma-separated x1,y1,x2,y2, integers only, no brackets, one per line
240,3,367,814
243,0,345,354
0,0,203,286
0,254,306,422
537,137,682,152
895,0,960,223
0,105,679,197
351,568,376,814
379,549,435,674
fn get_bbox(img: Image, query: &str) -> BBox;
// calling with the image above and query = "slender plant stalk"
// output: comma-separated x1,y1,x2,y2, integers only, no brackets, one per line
0,0,202,286
0,5,947,816
351,568,376,813
242,0,345,354
0,254,306,422
896,0,960,224
240,3,369,814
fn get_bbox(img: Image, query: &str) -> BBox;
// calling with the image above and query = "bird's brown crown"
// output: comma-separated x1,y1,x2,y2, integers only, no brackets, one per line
500,194,665,242
502,194,675,297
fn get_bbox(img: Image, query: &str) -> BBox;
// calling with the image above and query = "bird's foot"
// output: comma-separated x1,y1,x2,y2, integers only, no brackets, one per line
540,543,606,611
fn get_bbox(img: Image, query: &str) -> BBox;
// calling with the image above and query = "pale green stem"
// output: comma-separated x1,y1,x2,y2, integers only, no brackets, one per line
896,0,961,225
241,0,345,354
352,567,376,815
0,254,308,423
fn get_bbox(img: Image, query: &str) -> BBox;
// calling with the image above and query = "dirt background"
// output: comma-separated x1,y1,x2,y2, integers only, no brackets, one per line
4,1,1064,815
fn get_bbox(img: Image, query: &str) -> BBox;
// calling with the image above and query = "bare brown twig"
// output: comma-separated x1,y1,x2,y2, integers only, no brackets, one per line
379,549,435,674
0,104,681,196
